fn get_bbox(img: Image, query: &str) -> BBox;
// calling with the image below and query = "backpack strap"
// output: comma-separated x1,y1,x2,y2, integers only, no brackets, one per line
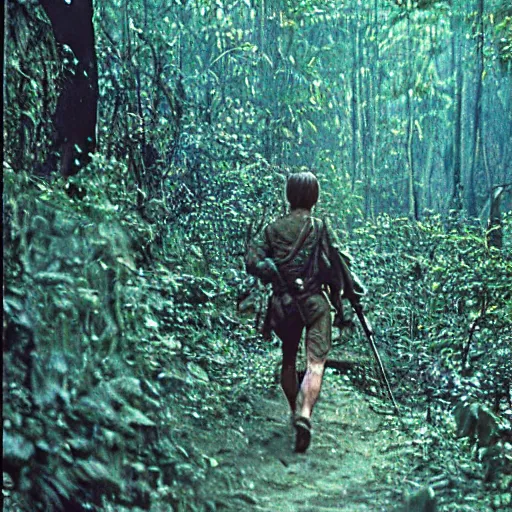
274,217,316,266
303,218,325,280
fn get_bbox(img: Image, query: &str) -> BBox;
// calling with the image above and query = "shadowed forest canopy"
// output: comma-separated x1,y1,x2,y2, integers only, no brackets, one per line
3,0,512,511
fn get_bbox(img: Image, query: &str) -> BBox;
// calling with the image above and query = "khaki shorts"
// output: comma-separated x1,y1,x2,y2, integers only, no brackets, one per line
273,293,332,362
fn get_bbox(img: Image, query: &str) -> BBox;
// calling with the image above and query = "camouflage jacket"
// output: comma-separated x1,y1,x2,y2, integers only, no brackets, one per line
245,209,364,318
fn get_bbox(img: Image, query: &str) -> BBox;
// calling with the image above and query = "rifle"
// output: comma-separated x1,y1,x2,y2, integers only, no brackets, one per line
330,246,400,415
348,300,400,416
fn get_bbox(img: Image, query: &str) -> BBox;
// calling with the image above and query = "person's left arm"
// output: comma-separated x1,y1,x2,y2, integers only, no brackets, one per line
245,226,277,285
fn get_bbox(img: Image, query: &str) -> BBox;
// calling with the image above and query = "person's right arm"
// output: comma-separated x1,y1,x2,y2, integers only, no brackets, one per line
321,220,365,304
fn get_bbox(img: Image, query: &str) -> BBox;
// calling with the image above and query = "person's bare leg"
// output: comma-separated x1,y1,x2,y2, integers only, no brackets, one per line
277,322,302,415
281,362,299,414
298,357,326,419
294,304,330,452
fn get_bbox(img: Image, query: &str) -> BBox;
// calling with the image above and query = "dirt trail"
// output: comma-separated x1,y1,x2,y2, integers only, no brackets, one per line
202,368,406,512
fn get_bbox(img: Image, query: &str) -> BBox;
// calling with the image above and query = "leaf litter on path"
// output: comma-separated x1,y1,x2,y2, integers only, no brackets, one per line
198,372,408,511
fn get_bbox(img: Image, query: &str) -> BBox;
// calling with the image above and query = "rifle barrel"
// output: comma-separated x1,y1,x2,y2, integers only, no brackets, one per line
352,303,400,416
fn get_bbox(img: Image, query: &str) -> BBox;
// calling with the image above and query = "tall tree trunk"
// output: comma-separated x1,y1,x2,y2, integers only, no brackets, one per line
366,0,382,219
3,2,7,111
467,0,485,217
423,136,435,211
259,0,281,164
350,7,362,193
451,8,464,211
406,5,418,220
361,6,373,218
452,70,464,210
406,89,418,219
487,185,506,249
40,0,98,178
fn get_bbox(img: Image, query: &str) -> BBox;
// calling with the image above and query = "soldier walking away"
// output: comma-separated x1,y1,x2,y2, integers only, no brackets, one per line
246,171,365,453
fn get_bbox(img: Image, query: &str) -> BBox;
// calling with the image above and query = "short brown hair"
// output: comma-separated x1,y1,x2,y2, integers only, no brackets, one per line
286,171,319,210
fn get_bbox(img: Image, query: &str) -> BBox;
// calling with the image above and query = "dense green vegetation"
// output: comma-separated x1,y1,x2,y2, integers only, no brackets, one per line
3,0,512,511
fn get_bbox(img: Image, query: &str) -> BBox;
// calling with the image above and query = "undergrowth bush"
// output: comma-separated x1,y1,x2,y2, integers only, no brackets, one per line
2,164,276,511
4,158,511,509
346,214,512,487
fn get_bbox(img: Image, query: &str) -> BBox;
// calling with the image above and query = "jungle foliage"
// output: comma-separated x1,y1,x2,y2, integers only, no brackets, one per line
3,0,512,511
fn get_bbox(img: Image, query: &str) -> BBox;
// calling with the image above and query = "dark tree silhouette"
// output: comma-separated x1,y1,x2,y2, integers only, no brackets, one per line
40,0,98,177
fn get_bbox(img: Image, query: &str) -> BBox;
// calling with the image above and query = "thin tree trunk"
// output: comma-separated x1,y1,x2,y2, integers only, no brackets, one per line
423,136,435,211
362,6,373,218
406,89,417,219
467,0,485,217
405,5,418,220
3,1,8,112
452,14,464,211
452,68,464,210
350,8,362,193
367,0,381,219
